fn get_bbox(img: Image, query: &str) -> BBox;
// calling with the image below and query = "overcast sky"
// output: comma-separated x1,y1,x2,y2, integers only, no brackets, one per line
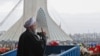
0,0,19,23
0,0,100,34
48,0,100,34
0,0,23,31
48,0,100,14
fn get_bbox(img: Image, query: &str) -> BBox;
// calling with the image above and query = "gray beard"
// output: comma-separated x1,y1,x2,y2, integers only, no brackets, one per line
31,29,37,35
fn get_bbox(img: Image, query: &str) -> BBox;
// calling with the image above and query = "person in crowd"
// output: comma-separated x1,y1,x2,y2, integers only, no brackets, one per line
80,43,93,56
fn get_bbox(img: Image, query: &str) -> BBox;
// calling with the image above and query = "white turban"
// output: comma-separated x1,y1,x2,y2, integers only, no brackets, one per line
24,17,36,28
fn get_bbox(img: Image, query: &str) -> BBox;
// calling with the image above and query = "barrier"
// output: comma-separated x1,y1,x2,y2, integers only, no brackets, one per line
1,46,80,56
58,46,80,56
1,49,17,56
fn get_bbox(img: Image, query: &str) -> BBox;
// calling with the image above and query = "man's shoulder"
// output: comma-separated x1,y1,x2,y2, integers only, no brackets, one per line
20,31,28,38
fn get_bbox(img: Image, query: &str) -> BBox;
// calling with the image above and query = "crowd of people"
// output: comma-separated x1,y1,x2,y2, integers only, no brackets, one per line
0,40,18,54
80,43,100,56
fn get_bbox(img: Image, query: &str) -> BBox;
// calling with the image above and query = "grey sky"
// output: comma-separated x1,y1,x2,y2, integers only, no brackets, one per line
61,13,100,34
48,0,100,14
0,0,19,22
48,0,100,34
0,0,23,31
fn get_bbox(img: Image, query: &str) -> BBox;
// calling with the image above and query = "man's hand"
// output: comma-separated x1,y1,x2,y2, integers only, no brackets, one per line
37,31,46,37
41,27,46,36
42,31,46,36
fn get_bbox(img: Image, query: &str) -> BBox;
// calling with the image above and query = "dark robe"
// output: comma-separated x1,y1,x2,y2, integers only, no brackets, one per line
17,30,46,56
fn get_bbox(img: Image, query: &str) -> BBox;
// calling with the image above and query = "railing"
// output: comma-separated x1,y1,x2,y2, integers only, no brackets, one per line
1,49,17,56
58,46,80,56
1,46,80,56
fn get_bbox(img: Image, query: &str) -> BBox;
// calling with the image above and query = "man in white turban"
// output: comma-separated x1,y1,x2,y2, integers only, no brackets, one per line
24,17,36,28
24,17,37,33
17,17,47,56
